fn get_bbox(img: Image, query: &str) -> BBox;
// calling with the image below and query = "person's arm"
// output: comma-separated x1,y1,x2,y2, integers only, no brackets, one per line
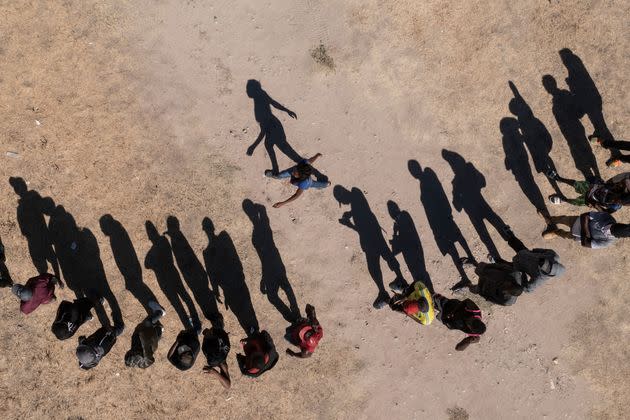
455,335,480,351
203,363,232,389
286,348,312,358
269,96,297,119
580,213,592,248
306,153,322,164
273,189,304,208
305,304,317,323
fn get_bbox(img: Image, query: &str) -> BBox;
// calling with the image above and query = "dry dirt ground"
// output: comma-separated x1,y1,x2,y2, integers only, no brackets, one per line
0,1,628,419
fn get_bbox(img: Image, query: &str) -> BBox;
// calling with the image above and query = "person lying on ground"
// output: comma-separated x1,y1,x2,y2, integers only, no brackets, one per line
76,324,123,370
237,330,279,377
285,304,323,358
51,297,96,340
432,294,486,351
454,259,524,306
12,273,62,315
266,153,331,208
389,281,435,325
168,328,200,371
202,327,231,388
545,169,629,212
125,301,166,369
589,134,630,168
540,210,630,248
0,238,13,288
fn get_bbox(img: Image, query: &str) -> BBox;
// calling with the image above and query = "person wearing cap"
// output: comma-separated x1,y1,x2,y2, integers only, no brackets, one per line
125,301,166,369
285,304,323,358
76,325,123,370
167,329,200,371
202,327,231,388
0,238,13,288
237,330,279,377
540,210,630,248
265,153,331,208
453,260,524,306
389,281,435,325
12,273,62,315
51,298,96,340
432,294,486,351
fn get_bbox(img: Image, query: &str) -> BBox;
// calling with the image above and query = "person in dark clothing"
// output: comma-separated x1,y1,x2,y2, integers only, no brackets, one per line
545,170,629,212
168,329,200,371
285,304,323,358
433,295,486,351
12,273,62,315
202,327,231,388
76,325,123,370
0,237,13,287
455,260,524,306
125,301,166,369
589,134,630,167
51,298,95,340
237,330,279,377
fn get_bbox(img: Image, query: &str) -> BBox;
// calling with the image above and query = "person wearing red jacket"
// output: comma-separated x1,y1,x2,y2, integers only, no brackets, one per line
285,304,323,358
12,273,62,314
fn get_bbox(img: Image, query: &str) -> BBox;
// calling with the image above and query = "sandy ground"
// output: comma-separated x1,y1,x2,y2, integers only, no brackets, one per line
0,0,629,419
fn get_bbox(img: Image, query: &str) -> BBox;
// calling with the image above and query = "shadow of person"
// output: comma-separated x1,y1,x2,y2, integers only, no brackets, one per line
100,214,159,314
246,79,303,174
500,117,552,220
145,221,200,330
508,81,562,195
333,186,404,308
165,216,222,328
559,48,613,142
202,217,260,335
408,161,475,283
386,200,433,293
242,199,301,322
441,150,510,262
77,227,124,329
542,75,600,180
9,177,60,277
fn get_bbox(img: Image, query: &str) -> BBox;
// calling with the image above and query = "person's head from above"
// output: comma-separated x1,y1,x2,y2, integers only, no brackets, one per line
407,159,422,180
611,223,630,238
246,79,262,98
52,322,73,340
9,177,28,196
202,217,215,236
499,117,520,137
165,216,180,235
542,75,559,95
302,328,319,349
403,297,429,315
464,318,486,335
386,200,401,219
332,185,351,205
246,351,266,373
179,350,194,369
76,346,97,367
11,284,32,302
145,221,160,242
292,161,312,181
98,214,117,236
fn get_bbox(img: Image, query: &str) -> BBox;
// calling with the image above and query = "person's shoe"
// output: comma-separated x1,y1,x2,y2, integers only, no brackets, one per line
588,134,603,146
548,194,563,205
545,169,558,180
486,254,496,264
459,257,475,267
542,229,559,240
147,301,166,320
372,292,390,309
606,158,623,168
112,324,125,337
388,278,407,293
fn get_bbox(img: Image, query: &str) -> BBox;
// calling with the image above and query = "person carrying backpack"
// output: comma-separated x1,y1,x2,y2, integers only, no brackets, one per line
125,301,166,369
432,295,486,351
76,324,123,370
51,298,96,340
237,330,279,377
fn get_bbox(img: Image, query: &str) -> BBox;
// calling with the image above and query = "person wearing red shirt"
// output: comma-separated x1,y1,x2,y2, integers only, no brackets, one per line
237,330,279,377
285,304,323,358
12,273,62,315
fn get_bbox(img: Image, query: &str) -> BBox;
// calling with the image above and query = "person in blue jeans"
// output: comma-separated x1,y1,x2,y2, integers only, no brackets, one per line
266,153,330,208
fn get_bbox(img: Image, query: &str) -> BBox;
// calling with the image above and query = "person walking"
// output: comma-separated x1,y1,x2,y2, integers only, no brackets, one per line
285,304,323,358
237,330,279,377
455,259,524,306
589,134,630,167
202,327,231,388
389,281,435,325
167,329,200,371
51,298,96,340
545,170,629,212
76,324,123,370
12,273,62,315
432,294,486,351
266,153,330,208
125,301,166,369
540,210,630,248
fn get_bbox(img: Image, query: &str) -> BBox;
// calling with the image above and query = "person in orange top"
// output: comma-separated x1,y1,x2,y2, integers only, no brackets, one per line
285,304,323,358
